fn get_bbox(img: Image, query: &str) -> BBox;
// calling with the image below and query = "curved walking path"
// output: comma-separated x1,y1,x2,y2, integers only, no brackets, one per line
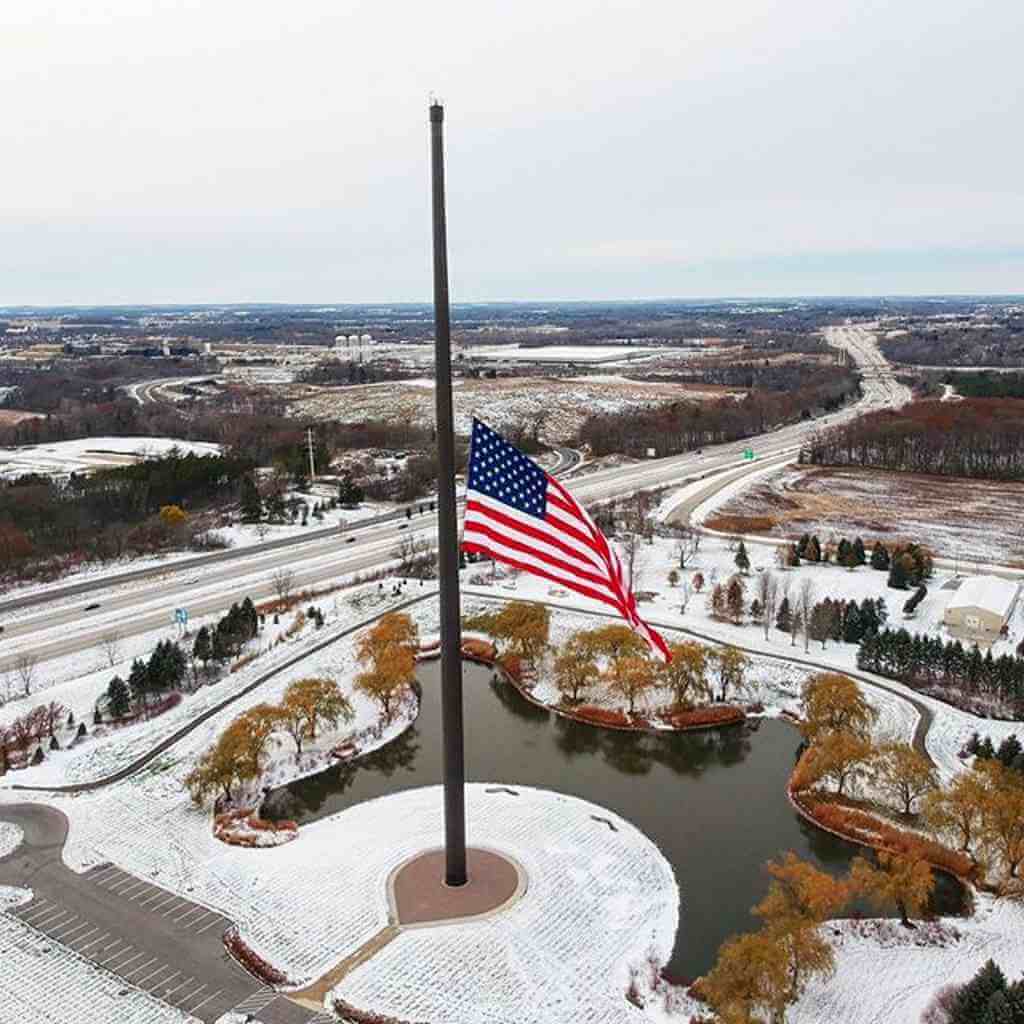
5,592,434,795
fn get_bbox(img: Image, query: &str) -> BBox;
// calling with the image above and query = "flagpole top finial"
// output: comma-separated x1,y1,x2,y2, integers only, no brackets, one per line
429,96,444,122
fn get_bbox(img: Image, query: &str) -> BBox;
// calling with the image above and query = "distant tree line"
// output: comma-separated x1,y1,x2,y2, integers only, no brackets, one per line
945,371,1024,399
579,365,859,458
802,399,1024,480
879,317,1024,367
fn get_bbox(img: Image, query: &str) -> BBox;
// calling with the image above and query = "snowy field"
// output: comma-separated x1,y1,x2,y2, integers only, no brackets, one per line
0,436,222,480
467,344,660,363
704,463,1024,566
292,374,720,445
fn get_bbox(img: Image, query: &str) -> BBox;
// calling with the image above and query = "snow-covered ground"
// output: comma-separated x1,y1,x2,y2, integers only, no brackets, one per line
702,463,1024,566
0,436,221,480
0,822,22,858
330,784,676,1024
0,910,198,1024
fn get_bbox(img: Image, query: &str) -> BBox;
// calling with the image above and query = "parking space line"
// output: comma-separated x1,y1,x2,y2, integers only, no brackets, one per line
110,877,145,896
38,910,74,930
89,865,120,883
154,970,180,993
137,964,173,987
148,892,181,912
108,948,144,971
128,885,159,902
164,976,194,1000
188,989,221,1014
98,939,127,962
30,906,66,927
79,932,112,954
95,870,128,888
57,921,91,941
172,904,207,925
69,926,100,947
160,897,191,917
122,956,159,980
18,900,52,921
178,983,207,1009
136,889,169,909
115,878,149,897
193,914,224,935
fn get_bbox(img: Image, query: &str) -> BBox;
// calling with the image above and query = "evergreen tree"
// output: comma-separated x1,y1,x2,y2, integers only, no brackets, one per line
837,538,851,566
127,658,150,709
796,533,811,559
977,736,996,760
806,535,822,563
853,536,867,566
193,626,212,668
870,541,891,571
107,676,131,718
951,960,1007,1024
241,597,259,639
338,473,364,507
776,595,792,633
735,540,750,574
240,473,263,523
996,735,1021,769
843,602,862,644
888,557,910,590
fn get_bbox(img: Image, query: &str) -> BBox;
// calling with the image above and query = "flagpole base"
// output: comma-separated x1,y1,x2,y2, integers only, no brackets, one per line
388,847,526,928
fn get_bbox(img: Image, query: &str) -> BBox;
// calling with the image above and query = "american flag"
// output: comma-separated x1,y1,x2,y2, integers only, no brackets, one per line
461,418,670,660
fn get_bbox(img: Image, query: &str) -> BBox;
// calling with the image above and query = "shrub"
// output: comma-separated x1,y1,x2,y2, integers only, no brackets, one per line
657,706,745,730
573,706,632,728
223,927,289,985
795,795,976,881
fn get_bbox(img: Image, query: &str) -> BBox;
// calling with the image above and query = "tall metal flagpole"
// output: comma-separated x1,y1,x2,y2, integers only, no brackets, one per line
429,100,468,887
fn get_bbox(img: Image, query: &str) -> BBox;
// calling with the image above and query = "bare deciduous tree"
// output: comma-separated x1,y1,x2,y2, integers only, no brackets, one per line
14,654,38,698
757,572,780,641
798,579,816,654
100,630,123,668
674,525,702,570
271,567,296,605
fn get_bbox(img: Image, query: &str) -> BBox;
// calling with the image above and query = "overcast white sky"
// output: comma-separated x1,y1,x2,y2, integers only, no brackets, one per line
3,0,1023,304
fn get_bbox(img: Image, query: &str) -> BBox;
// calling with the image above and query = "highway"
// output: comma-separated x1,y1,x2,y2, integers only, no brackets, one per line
0,325,902,675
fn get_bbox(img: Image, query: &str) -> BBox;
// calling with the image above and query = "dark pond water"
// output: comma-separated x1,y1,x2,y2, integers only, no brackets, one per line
263,660,963,979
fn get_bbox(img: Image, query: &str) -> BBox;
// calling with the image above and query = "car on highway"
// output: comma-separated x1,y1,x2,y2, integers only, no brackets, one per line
84,602,101,611
345,536,356,543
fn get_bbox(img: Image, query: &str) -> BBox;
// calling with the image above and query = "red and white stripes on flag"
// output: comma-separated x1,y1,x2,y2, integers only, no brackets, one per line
461,418,670,661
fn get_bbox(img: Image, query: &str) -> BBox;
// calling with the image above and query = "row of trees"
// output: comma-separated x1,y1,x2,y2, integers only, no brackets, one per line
186,677,353,806
192,599,260,670
552,624,749,714
104,640,189,719
802,398,1024,481
962,733,1024,774
858,629,1024,718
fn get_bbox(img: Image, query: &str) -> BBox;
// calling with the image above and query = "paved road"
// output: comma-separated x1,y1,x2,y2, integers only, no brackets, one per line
0,325,915,678
0,804,329,1024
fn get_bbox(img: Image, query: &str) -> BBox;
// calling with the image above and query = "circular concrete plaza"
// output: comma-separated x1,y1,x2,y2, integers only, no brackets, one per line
323,783,678,1024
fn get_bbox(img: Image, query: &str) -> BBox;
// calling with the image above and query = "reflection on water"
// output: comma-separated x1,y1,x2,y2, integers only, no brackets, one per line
264,661,963,979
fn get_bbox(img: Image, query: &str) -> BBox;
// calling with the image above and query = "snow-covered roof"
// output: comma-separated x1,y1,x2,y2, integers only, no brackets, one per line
946,575,1020,619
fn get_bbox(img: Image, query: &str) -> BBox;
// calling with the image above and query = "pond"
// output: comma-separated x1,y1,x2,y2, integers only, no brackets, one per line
263,660,964,979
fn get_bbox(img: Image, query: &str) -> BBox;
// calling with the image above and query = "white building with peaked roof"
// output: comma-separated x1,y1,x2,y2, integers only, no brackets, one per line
944,575,1019,645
